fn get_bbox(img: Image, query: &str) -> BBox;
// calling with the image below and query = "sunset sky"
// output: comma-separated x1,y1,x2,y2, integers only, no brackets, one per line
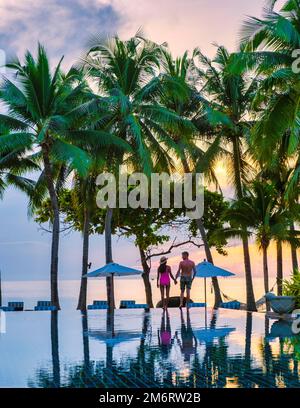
0,0,294,284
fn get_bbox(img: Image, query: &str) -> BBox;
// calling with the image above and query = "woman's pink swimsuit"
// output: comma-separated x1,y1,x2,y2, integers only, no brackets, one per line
160,265,171,286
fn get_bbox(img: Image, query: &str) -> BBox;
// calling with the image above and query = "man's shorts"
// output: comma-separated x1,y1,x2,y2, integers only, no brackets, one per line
180,276,193,291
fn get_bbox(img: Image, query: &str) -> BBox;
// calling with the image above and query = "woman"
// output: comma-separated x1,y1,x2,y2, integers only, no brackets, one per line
157,256,177,310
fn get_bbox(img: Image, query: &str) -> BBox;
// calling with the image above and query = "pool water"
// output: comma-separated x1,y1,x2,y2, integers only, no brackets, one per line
0,307,299,388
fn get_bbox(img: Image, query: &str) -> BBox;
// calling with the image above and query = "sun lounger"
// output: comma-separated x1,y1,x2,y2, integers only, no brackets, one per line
87,300,108,310
125,303,149,309
120,300,136,309
34,301,57,311
0,306,15,311
0,302,24,311
189,302,206,308
120,300,149,309
220,301,241,310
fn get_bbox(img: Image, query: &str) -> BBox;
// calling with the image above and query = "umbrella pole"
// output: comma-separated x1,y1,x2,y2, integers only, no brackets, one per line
204,277,207,328
0,270,2,308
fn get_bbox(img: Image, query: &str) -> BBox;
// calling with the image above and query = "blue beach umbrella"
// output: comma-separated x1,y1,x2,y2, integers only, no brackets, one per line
195,260,235,306
85,262,143,278
85,262,143,309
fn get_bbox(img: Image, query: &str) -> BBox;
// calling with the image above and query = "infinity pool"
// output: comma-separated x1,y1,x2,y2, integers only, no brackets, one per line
0,307,299,388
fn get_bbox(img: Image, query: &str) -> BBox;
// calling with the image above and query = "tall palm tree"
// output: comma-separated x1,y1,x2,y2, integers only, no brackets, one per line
74,177,95,312
259,133,300,285
197,46,259,311
0,144,38,307
225,181,283,296
84,34,193,310
0,45,109,308
225,180,300,298
239,0,300,190
158,48,223,307
76,144,128,311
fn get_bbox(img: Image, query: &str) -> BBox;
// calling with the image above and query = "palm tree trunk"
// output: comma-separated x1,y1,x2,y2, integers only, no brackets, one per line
262,244,269,294
290,222,298,273
196,218,222,307
181,157,222,307
232,136,256,312
77,207,90,311
242,235,257,311
139,246,154,308
42,147,60,310
105,208,115,310
262,243,270,311
277,240,283,296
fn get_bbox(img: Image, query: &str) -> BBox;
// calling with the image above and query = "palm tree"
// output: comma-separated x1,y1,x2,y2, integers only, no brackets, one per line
197,46,259,311
239,0,300,192
71,89,129,312
225,180,299,299
0,45,108,308
158,48,223,307
84,33,193,310
76,146,128,311
0,147,38,200
74,177,94,311
225,181,281,296
259,133,300,286
0,144,38,307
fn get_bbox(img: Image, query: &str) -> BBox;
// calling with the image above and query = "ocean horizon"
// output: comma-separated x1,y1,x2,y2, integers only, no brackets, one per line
1,276,279,310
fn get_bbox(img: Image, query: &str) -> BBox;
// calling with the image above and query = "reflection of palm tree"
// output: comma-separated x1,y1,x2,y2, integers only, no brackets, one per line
236,312,254,388
176,309,198,362
27,311,61,388
105,310,114,383
244,312,252,371
81,312,95,387
81,313,90,369
200,310,229,388
29,310,300,388
259,323,300,388
51,311,61,388
261,316,276,387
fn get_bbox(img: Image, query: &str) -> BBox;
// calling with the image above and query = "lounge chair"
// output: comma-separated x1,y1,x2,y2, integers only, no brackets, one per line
1,302,24,311
0,306,14,311
126,303,149,309
188,302,206,308
120,300,136,309
34,301,57,311
120,300,149,310
220,301,241,310
87,300,108,310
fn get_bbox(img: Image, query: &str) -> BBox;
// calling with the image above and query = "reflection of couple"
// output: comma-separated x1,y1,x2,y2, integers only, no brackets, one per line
157,251,196,310
158,309,197,362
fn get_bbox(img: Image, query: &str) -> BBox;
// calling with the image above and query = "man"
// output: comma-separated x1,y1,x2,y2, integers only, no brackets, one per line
176,251,197,308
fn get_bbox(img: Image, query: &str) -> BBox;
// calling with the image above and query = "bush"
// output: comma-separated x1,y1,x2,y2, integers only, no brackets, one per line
283,270,300,308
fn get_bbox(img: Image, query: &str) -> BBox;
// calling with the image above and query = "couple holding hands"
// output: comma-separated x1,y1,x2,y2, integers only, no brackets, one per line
157,251,196,310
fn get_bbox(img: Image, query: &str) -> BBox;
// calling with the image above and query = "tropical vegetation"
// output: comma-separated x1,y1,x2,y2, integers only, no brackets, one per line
1,0,300,311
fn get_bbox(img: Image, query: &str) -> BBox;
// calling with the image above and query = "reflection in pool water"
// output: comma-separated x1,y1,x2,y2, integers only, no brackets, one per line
0,308,299,388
